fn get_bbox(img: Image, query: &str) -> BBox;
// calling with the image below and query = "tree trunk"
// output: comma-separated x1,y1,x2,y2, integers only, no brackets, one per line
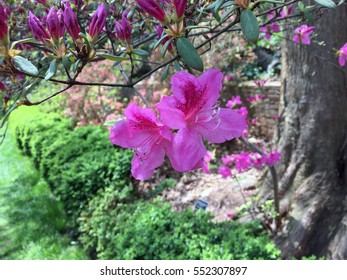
263,5,347,259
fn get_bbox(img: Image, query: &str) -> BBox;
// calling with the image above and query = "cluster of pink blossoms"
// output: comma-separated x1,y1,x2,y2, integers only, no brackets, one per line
203,150,281,179
109,69,247,180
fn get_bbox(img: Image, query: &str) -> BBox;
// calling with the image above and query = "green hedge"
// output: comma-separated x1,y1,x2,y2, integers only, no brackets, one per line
80,189,280,260
14,108,133,234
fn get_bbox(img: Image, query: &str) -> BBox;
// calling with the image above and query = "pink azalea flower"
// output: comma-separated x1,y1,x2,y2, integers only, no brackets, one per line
233,152,252,173
156,69,247,172
202,161,210,174
226,212,234,218
260,12,280,40
293,25,315,45
249,152,264,169
280,5,293,18
222,155,233,166
219,166,232,178
235,106,248,117
264,151,281,167
241,129,249,137
247,94,266,104
224,75,235,82
109,103,173,180
253,79,267,87
272,114,280,121
204,150,214,163
337,42,347,67
226,95,242,108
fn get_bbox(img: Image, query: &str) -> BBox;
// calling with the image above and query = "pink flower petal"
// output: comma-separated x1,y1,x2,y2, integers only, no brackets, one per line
131,143,166,180
171,71,201,104
166,128,206,172
194,108,247,143
156,96,186,129
197,69,223,108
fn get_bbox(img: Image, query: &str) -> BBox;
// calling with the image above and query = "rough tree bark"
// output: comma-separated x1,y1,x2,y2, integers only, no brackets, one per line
261,5,347,259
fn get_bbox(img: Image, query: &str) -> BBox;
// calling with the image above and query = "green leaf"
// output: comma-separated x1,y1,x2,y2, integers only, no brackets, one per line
174,60,181,71
314,0,336,8
153,33,169,50
161,39,172,58
96,53,128,62
240,9,259,43
103,120,119,127
72,59,80,73
133,49,149,56
12,56,39,75
62,56,72,70
0,56,4,65
10,38,35,50
176,37,204,72
304,11,314,21
45,59,57,80
298,1,305,11
161,64,170,81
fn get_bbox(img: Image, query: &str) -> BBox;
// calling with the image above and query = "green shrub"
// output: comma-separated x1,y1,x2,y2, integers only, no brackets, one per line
80,188,280,260
13,107,133,234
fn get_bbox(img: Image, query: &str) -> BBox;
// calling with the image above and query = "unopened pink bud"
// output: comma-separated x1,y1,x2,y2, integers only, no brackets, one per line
174,0,187,19
28,12,50,43
115,13,132,42
46,7,63,40
137,0,166,22
88,3,106,39
63,4,80,40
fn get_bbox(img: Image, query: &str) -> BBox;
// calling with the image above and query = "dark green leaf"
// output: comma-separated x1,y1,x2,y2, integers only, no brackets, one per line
161,64,170,81
174,60,181,71
304,11,314,21
314,0,336,8
12,56,39,75
96,53,128,62
133,49,149,56
72,59,80,73
176,37,204,72
161,39,172,58
62,56,72,70
240,9,259,43
45,59,57,80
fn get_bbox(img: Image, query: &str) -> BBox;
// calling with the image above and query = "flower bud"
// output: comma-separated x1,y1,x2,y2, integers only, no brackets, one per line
174,0,187,19
155,25,172,51
136,0,166,23
28,12,50,43
115,13,132,42
63,4,80,40
88,3,106,40
46,7,63,40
